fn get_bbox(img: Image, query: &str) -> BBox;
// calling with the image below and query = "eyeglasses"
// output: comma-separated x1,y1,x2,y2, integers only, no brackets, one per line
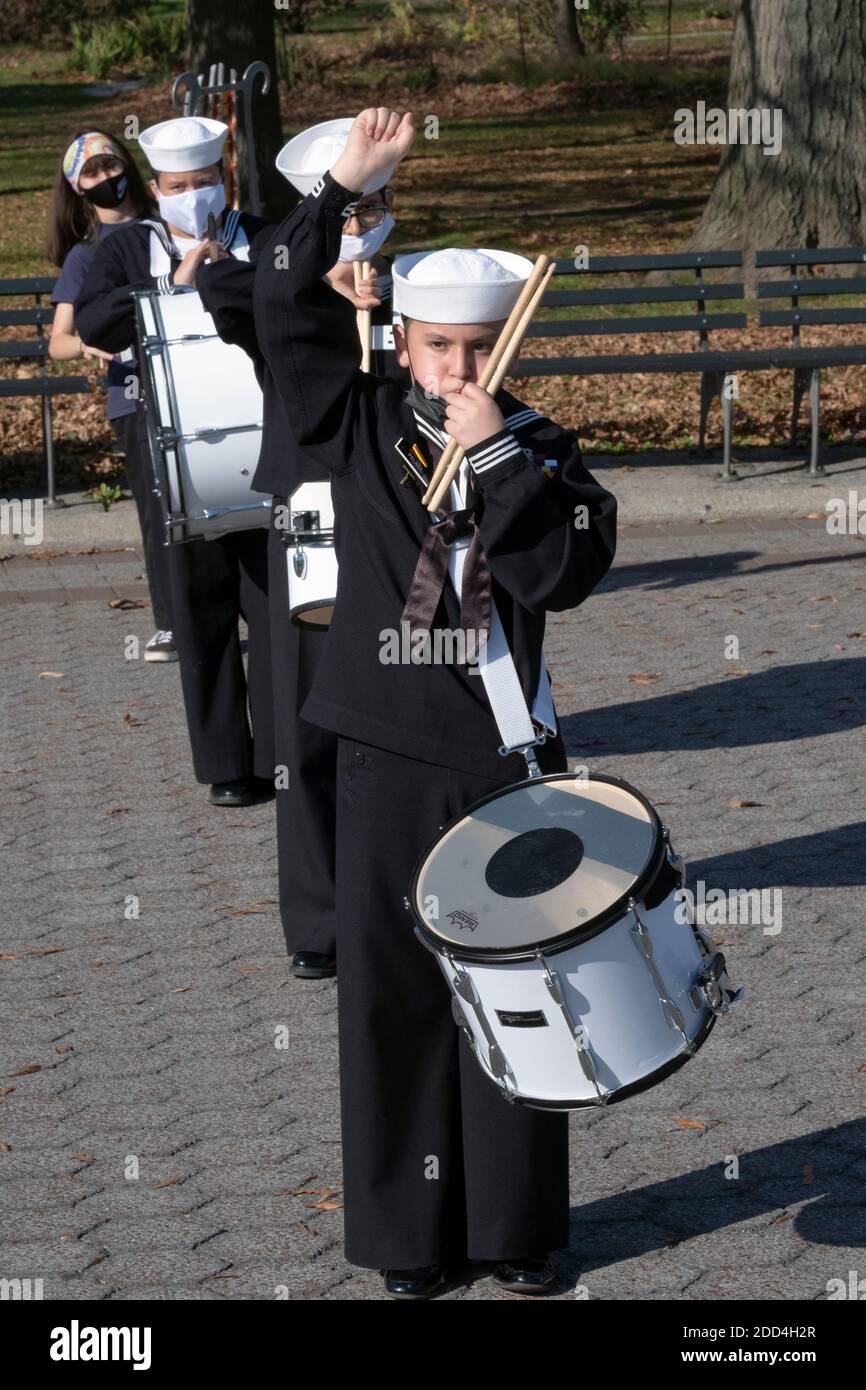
343,205,387,229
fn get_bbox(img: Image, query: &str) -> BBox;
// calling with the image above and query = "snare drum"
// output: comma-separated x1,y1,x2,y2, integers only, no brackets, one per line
283,480,337,628
135,289,272,541
409,772,744,1110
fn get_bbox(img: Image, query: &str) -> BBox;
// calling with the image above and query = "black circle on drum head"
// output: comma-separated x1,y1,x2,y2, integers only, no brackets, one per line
484,827,584,899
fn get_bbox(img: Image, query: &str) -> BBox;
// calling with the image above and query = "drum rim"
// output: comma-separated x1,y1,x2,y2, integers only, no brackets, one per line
409,770,667,963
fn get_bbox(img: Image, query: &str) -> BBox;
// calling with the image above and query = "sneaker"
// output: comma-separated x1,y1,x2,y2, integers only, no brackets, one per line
144,630,177,662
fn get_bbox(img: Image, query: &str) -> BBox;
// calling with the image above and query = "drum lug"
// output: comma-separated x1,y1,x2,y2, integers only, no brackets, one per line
662,825,686,885
447,957,518,1098
694,951,746,1016
537,953,608,1105
293,548,307,579
629,899,696,1056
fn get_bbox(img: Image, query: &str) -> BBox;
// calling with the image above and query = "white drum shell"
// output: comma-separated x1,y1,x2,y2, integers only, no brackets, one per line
139,291,272,540
440,885,711,1107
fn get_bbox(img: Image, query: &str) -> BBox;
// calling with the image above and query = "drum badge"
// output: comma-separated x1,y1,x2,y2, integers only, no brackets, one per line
446,908,479,932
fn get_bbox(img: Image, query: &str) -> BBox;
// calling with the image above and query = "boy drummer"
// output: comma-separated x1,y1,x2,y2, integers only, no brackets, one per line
253,108,617,1297
198,118,409,980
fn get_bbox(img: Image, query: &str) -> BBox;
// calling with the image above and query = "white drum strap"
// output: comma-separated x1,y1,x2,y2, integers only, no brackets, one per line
441,464,557,757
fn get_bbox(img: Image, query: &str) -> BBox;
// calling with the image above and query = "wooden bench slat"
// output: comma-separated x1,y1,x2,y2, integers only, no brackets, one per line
526,313,748,338
0,341,47,358
513,346,866,376
758,275,866,298
0,277,56,294
756,247,866,267
553,252,743,273
0,308,53,326
0,377,90,397
544,283,744,308
759,307,866,327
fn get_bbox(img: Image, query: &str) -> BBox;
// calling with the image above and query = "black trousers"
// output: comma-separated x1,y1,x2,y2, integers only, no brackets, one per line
110,410,172,631
334,734,571,1270
267,499,337,957
168,528,274,784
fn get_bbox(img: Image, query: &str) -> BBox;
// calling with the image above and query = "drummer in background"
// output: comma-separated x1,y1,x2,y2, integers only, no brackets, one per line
74,116,276,808
254,107,618,1297
198,117,409,980
47,131,174,661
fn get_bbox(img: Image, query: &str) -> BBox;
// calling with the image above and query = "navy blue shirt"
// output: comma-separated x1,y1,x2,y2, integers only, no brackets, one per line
51,220,141,420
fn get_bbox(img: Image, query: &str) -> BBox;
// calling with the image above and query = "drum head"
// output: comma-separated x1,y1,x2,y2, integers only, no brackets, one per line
413,773,661,954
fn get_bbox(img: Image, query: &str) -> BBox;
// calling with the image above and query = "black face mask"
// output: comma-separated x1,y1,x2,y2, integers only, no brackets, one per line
404,377,450,431
82,171,128,209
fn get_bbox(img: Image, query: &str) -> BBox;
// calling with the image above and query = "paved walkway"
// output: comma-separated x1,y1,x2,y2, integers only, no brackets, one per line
1,482,864,1299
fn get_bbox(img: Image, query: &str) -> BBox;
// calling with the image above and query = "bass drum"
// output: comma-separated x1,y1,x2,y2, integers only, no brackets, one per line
136,289,272,541
409,772,744,1110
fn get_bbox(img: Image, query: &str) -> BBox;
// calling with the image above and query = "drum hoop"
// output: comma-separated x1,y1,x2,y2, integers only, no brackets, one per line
409,770,667,964
134,291,183,540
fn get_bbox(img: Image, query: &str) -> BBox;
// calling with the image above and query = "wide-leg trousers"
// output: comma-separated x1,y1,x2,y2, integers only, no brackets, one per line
110,410,172,631
267,497,337,957
167,527,274,784
334,734,571,1270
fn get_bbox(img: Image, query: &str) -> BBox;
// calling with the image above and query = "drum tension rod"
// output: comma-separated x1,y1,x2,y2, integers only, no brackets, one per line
628,898,696,1056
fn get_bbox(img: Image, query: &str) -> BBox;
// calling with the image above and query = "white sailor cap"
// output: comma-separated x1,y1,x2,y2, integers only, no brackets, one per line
276,117,395,197
139,116,228,173
392,248,533,324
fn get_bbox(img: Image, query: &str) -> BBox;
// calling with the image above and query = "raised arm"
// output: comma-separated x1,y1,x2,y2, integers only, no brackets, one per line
252,107,415,477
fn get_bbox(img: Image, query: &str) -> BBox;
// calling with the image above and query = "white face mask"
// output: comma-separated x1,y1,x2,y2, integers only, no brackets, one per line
158,182,226,239
337,211,395,263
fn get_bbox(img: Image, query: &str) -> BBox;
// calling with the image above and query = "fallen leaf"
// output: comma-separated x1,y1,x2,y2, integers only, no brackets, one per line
71,1151,93,1161
676,1118,706,1132
0,1088,15,1097
628,673,661,684
38,671,63,678
728,798,763,808
84,1253,107,1268
769,1210,793,1225
0,954,18,962
806,595,836,603
153,1177,179,1188
54,991,81,998
312,1200,343,1210
55,1044,74,1054
108,597,147,610
13,1064,41,1076
0,1141,11,1153
122,712,141,727
28,947,64,957
171,986,194,993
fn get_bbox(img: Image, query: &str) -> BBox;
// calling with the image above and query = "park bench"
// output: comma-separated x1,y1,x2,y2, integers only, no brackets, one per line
513,250,749,477
756,246,866,475
0,277,91,505
515,249,866,478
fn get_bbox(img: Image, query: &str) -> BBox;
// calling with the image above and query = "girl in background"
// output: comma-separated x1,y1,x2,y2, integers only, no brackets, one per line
48,129,175,661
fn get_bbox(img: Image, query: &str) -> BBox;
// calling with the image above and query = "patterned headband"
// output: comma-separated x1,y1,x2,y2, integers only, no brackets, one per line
62,133,123,191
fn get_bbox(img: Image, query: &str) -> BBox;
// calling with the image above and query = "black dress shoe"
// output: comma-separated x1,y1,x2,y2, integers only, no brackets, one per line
291,951,337,980
492,1256,557,1294
209,776,275,807
383,1264,450,1299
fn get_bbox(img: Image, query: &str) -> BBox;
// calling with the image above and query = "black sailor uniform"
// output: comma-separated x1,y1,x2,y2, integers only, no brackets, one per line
74,211,276,785
199,244,409,959
253,171,618,1268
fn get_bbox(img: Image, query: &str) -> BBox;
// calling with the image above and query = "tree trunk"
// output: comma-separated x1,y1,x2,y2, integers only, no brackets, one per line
555,0,586,60
186,0,290,223
689,0,866,269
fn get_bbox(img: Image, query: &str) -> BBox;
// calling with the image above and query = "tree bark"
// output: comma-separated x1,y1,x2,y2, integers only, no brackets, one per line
186,0,290,222
554,0,586,60
689,0,866,267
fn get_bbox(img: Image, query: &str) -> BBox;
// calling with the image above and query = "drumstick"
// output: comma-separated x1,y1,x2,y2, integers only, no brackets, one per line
424,257,554,512
354,260,372,372
422,253,551,505
206,212,220,263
